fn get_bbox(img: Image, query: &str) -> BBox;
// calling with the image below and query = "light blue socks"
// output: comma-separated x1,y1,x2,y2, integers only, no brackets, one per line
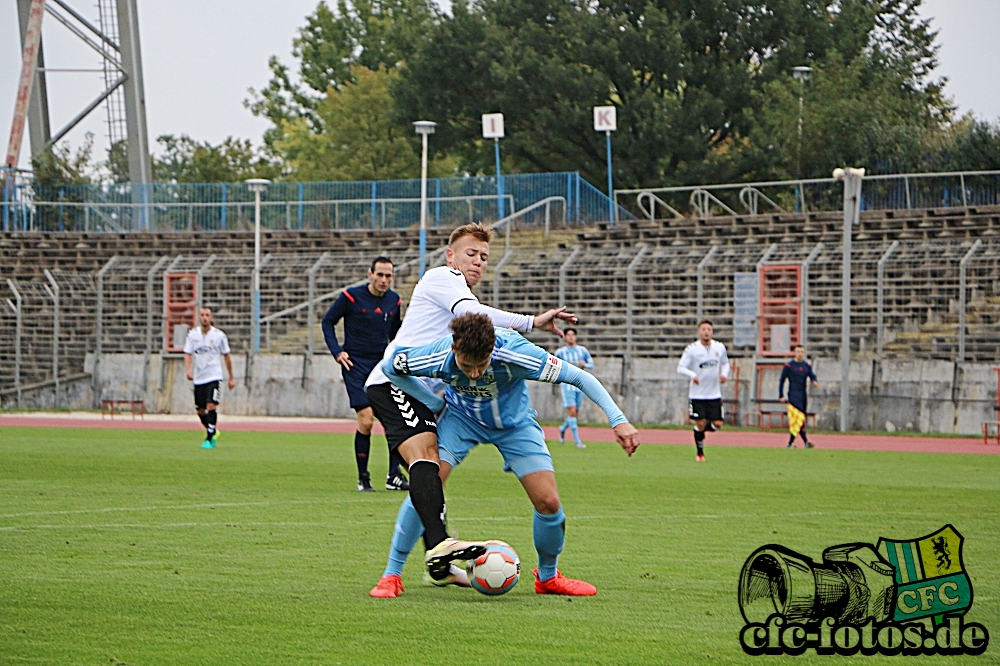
383,495,425,577
567,416,581,446
533,506,566,581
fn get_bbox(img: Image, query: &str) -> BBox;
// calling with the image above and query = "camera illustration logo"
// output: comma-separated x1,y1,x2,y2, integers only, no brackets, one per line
738,525,990,655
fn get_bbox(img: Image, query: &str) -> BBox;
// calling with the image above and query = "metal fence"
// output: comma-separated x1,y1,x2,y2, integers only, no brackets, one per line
616,170,1000,219
3,236,999,409
2,171,633,233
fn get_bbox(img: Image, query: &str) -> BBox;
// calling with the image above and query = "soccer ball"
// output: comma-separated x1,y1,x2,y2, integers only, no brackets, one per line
466,541,520,596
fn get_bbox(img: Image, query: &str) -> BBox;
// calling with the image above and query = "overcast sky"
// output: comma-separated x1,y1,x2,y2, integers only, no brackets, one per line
2,0,998,171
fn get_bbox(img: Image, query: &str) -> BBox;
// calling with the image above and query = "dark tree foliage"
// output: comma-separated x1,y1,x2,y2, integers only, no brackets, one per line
392,0,957,187
245,0,440,149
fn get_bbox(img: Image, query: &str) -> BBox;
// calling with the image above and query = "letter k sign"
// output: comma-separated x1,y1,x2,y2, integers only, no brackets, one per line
594,105,617,132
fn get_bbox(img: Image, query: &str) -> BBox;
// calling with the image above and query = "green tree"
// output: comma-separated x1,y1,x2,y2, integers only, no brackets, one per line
31,133,97,186
275,65,453,181
391,0,950,187
245,0,440,149
152,135,283,183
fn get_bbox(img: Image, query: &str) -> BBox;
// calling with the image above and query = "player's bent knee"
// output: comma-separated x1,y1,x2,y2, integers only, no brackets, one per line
695,419,708,431
567,406,578,417
356,410,374,434
396,432,439,468
712,420,724,430
533,495,562,515
206,403,218,411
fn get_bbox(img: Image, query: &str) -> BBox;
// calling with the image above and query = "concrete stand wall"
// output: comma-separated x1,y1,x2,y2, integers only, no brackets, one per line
4,353,995,436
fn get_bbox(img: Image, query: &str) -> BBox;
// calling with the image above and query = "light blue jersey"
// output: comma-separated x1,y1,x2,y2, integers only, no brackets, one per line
384,327,627,431
554,344,593,369
555,343,593,408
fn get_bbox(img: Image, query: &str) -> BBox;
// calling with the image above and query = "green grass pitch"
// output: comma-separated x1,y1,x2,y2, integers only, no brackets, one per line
1,426,997,665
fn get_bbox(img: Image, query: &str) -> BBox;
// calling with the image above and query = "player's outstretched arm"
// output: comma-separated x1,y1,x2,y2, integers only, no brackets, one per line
381,351,445,413
532,306,578,338
554,362,639,455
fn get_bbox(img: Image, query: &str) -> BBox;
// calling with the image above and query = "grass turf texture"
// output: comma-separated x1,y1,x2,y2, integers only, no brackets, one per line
1,427,997,665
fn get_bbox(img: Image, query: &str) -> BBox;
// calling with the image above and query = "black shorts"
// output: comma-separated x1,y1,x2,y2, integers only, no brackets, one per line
341,356,381,411
366,382,437,451
689,398,724,423
194,381,221,410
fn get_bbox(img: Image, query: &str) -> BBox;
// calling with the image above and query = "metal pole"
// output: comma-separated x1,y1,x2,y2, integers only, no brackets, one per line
94,255,117,405
626,246,649,389
876,240,899,359
696,245,719,322
492,249,514,308
253,188,261,354
43,269,60,407
559,246,581,308
419,132,429,277
6,279,22,408
144,256,168,393
605,131,615,225
958,239,983,362
306,252,330,382
801,242,823,347
494,137,505,219
836,168,864,432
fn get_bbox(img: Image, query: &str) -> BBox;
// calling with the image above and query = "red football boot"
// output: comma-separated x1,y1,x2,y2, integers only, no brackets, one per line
369,574,404,598
533,569,597,596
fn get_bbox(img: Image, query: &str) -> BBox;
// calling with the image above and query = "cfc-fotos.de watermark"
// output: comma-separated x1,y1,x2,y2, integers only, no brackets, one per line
737,525,990,656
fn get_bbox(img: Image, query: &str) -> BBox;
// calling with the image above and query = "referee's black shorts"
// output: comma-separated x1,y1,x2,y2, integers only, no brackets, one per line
365,382,437,451
341,356,381,411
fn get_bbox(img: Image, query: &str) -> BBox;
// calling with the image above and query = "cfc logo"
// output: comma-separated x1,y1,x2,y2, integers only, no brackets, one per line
392,352,409,374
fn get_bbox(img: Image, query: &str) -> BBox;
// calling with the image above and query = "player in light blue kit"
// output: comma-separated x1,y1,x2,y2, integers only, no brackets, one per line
371,313,640,597
554,327,594,448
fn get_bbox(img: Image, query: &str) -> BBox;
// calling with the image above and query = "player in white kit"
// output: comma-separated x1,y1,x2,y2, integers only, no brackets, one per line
364,223,577,596
183,308,235,450
677,320,730,462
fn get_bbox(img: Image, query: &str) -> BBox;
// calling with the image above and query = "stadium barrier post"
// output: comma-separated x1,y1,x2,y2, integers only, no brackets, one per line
246,179,271,354
625,245,649,403
305,252,330,387
558,246,581,308
43,269,60,408
696,245,719,322
492,249,514,308
834,167,865,432
144,257,169,397
876,240,899,359
6,279,22,408
93,256,118,408
801,242,823,348
958,239,982,362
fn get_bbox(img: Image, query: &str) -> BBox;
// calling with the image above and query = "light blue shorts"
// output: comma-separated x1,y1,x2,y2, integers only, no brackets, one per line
561,384,584,409
437,410,554,479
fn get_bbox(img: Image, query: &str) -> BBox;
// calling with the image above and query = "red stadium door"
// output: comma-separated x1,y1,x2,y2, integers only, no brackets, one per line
164,273,198,353
758,264,802,357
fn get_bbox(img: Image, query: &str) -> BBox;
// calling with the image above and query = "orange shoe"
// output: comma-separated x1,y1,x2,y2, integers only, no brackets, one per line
696,453,705,462
369,574,404,598
533,569,597,596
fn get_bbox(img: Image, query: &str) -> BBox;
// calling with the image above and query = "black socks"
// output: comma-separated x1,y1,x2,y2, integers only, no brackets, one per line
199,411,216,438
694,428,705,454
408,460,448,550
388,446,406,480
354,431,371,478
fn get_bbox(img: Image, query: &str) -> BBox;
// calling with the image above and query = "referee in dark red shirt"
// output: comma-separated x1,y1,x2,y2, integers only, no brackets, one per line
323,256,404,491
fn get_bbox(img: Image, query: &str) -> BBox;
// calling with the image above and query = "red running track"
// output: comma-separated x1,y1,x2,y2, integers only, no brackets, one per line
1,413,996,455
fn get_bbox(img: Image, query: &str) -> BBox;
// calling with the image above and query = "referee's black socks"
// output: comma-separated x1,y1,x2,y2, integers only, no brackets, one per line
354,431,371,479
408,460,448,549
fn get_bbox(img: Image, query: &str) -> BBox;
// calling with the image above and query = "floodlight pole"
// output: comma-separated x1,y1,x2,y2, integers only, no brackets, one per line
494,138,505,219
414,121,437,277
247,178,271,354
792,66,812,181
594,106,618,226
833,167,864,432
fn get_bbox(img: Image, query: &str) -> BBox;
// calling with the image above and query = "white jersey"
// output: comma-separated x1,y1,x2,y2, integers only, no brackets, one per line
183,326,231,385
365,265,534,388
677,340,730,400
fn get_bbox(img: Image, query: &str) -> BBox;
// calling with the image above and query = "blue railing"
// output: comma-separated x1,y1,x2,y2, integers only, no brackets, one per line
1,171,633,233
